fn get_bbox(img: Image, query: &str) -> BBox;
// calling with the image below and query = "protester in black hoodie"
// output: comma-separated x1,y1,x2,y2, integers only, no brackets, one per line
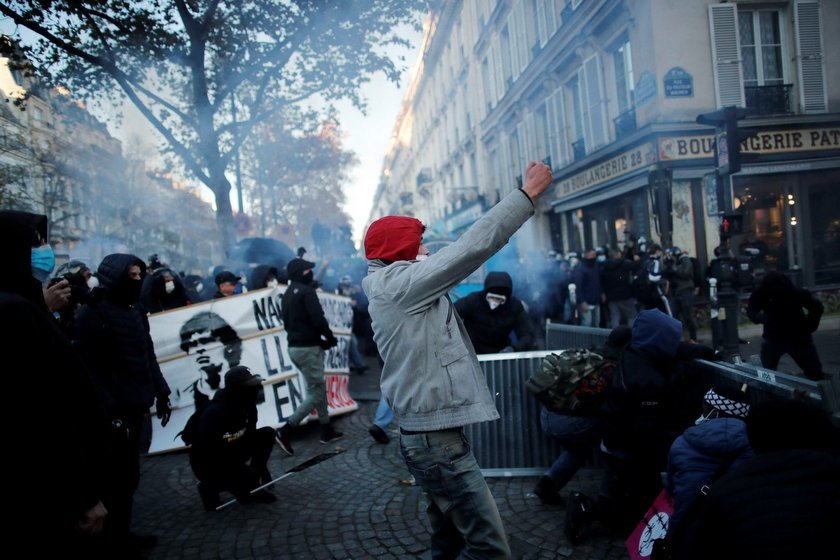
0,211,110,555
275,257,342,455
454,271,535,354
190,366,276,511
74,253,172,554
139,267,190,313
600,249,637,328
747,271,824,380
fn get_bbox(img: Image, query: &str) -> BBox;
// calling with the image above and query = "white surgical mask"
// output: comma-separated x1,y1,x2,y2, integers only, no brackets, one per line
415,254,428,262
267,279,279,288
87,276,99,289
164,280,175,294
486,292,507,310
195,282,204,293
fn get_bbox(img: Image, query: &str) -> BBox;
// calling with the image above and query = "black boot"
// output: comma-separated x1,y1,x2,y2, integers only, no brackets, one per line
534,475,563,505
197,481,220,512
320,423,343,444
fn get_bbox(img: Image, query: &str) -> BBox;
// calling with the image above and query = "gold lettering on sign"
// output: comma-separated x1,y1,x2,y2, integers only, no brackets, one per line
660,127,840,160
557,143,655,197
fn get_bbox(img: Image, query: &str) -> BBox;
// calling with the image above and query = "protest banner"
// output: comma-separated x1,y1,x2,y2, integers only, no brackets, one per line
146,286,356,453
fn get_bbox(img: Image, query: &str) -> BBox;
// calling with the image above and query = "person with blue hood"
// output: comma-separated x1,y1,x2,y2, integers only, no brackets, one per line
663,384,753,558
0,211,110,555
594,309,716,535
454,270,535,354
73,253,172,555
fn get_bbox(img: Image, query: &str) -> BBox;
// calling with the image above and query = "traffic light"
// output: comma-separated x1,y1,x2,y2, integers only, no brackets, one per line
696,106,757,175
719,214,744,237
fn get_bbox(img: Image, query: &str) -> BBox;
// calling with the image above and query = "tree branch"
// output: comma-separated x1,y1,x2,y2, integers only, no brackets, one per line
112,73,210,185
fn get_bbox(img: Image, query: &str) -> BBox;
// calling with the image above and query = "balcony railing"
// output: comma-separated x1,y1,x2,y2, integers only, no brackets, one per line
744,84,793,116
572,139,586,162
613,108,637,140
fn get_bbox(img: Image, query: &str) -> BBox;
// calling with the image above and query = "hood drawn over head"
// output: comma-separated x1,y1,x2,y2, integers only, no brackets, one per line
0,211,50,305
631,308,682,359
364,216,424,263
483,271,513,298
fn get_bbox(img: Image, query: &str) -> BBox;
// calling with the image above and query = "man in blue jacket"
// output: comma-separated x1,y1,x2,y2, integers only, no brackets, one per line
362,161,553,559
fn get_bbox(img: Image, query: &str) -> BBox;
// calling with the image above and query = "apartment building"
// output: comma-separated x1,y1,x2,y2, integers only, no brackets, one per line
373,0,839,288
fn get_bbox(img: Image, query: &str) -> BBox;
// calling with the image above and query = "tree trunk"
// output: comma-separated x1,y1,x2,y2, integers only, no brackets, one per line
209,170,236,253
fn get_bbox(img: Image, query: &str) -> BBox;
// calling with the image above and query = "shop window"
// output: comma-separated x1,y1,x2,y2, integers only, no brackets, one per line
809,182,840,285
733,179,791,274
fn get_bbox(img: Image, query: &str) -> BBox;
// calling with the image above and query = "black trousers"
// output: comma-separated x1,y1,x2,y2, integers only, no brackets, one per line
103,412,145,541
760,337,824,380
191,427,275,498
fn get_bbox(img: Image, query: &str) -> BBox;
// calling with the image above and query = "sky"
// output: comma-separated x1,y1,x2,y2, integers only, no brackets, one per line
96,31,423,247
1,14,423,247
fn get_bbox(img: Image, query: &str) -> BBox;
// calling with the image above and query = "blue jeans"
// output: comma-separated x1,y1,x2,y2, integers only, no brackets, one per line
373,395,394,429
540,408,601,489
349,335,364,368
579,303,601,328
400,428,511,560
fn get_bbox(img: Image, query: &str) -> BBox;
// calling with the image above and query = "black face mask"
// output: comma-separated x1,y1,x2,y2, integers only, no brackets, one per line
110,278,143,306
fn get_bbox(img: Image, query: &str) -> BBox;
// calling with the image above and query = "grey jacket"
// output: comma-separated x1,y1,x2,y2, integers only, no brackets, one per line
362,190,535,431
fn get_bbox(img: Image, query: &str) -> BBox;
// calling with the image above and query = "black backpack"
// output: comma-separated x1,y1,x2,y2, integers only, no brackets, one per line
177,393,211,446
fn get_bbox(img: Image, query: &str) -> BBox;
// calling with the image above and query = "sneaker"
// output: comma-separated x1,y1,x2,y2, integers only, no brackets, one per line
369,424,391,444
197,481,220,512
533,475,563,505
275,425,294,456
320,426,344,444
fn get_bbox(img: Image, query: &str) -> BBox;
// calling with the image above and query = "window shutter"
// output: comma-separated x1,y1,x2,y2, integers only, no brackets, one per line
584,54,608,150
708,3,745,107
522,116,536,166
550,90,569,168
514,2,529,72
794,0,827,113
536,1,549,46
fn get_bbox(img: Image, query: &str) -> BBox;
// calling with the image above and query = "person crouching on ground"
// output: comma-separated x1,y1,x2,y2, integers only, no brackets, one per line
190,366,276,511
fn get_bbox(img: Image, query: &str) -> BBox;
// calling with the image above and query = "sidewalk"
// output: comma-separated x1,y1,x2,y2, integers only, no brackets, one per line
132,321,837,559
133,399,625,559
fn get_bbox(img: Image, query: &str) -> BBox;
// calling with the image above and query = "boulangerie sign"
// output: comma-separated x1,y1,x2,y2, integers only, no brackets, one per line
145,286,357,454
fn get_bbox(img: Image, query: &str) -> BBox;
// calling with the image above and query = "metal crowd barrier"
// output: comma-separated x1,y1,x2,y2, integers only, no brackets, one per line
545,321,611,351
466,351,563,477
468,326,823,477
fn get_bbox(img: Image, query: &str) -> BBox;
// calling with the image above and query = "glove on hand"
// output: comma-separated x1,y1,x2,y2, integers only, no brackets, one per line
319,334,338,350
156,396,172,427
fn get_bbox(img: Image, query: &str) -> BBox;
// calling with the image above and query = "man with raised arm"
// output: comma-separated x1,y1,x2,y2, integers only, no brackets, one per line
362,161,553,559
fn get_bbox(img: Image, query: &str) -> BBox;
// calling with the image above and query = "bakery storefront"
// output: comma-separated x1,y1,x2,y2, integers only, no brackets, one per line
549,118,840,289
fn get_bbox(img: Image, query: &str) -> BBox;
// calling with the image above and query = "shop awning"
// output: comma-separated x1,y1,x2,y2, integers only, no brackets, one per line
551,173,649,214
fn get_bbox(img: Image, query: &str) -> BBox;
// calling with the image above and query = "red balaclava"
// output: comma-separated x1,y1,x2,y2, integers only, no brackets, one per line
364,216,424,262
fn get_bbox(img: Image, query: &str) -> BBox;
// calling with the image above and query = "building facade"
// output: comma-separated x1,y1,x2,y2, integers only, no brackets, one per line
0,45,223,273
372,0,839,288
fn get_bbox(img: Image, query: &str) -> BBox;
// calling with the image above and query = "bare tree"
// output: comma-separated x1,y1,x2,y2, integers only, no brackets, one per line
0,1,426,250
